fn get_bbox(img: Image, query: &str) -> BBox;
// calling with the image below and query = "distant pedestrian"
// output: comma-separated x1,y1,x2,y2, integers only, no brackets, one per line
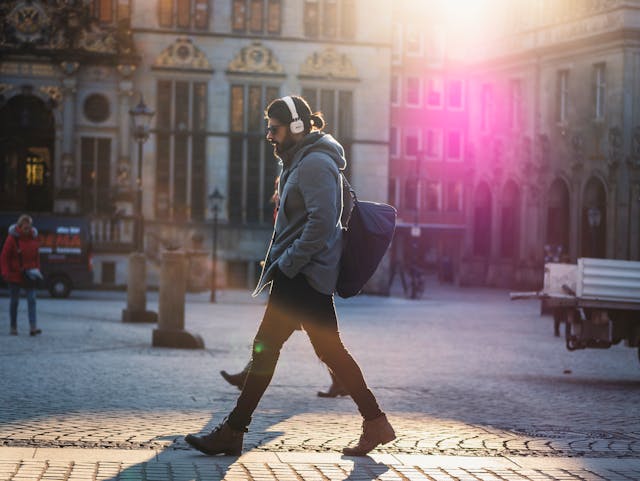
185,95,395,457
1,214,43,336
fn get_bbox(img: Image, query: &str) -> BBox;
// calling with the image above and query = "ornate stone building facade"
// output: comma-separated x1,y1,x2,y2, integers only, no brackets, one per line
0,0,392,290
459,0,640,288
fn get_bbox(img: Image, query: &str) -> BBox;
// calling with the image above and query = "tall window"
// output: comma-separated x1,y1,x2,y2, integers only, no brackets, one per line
232,0,281,34
426,26,445,66
446,181,463,212
158,0,209,29
426,77,443,108
406,77,421,107
509,78,523,129
403,127,420,158
229,84,280,224
155,80,208,221
405,24,423,56
425,128,442,159
92,0,130,23
556,70,568,124
448,79,463,110
481,83,493,131
80,137,112,214
593,63,606,120
301,88,354,173
447,131,462,161
303,0,355,39
424,181,441,212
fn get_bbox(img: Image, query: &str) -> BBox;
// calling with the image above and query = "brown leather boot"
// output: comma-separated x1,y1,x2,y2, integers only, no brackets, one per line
342,414,396,456
185,420,246,456
317,381,349,398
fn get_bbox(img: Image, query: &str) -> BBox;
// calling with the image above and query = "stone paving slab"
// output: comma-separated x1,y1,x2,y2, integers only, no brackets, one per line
1,448,639,481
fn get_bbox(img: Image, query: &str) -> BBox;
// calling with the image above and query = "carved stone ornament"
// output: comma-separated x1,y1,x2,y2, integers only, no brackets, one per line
6,1,50,43
154,37,213,71
300,48,358,80
39,85,62,105
227,42,283,75
0,1,137,60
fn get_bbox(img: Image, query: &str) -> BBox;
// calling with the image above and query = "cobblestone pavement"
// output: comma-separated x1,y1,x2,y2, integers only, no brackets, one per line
1,279,639,480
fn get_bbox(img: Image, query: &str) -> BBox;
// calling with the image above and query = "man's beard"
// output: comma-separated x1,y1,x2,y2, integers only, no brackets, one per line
273,136,296,157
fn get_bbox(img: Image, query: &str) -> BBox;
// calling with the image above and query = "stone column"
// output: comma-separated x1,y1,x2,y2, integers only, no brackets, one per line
121,253,157,323
153,251,204,349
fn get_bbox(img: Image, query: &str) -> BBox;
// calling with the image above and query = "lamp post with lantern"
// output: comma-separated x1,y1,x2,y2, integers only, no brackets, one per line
208,187,224,303
122,93,156,324
129,94,155,252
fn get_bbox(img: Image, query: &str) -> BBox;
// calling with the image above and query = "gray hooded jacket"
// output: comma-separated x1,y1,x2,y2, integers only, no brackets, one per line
253,132,346,296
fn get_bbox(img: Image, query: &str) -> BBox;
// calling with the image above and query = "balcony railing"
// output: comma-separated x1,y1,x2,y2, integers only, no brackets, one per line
89,215,136,252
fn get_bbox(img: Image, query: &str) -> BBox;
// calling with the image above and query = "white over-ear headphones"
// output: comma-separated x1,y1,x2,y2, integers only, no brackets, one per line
282,96,305,134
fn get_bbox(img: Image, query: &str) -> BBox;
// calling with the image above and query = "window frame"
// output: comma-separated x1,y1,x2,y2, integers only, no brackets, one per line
154,78,209,222
405,76,422,108
447,79,464,111
158,0,209,30
426,76,444,109
424,128,442,160
446,130,463,162
233,0,281,35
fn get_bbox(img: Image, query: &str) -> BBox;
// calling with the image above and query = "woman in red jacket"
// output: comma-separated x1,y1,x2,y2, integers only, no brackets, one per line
1,214,42,336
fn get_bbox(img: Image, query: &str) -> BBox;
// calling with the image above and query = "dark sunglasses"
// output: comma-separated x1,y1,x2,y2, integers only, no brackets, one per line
266,125,283,135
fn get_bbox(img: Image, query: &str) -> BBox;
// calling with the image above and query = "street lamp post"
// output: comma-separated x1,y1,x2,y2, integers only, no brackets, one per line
122,93,156,324
587,207,601,258
208,187,224,303
129,94,155,252
408,151,425,299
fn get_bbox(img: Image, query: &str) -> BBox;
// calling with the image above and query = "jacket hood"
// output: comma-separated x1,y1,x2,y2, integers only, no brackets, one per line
282,132,347,171
308,133,347,171
9,224,38,238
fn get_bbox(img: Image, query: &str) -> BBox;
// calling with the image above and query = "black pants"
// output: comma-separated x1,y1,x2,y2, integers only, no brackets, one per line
227,269,382,430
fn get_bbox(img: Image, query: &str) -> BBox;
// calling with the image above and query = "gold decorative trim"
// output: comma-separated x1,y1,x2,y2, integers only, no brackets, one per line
39,85,63,104
299,48,358,80
227,42,284,75
154,37,212,71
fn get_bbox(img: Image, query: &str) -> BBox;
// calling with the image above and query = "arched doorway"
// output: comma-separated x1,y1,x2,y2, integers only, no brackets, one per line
581,177,606,258
546,178,570,257
500,180,520,259
473,182,492,257
0,94,55,212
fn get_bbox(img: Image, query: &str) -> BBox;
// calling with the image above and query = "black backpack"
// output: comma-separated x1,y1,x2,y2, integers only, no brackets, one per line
336,176,397,298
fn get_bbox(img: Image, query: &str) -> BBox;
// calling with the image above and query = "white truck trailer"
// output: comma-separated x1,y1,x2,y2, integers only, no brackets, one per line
511,258,640,361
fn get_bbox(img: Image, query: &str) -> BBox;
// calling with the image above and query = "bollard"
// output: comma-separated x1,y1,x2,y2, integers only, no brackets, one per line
122,252,157,323
152,250,204,349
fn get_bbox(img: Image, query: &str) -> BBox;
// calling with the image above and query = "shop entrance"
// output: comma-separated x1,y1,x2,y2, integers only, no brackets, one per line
0,94,55,212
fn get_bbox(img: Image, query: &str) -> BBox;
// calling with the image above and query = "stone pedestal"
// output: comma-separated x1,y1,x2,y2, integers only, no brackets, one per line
152,251,204,349
122,253,157,323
